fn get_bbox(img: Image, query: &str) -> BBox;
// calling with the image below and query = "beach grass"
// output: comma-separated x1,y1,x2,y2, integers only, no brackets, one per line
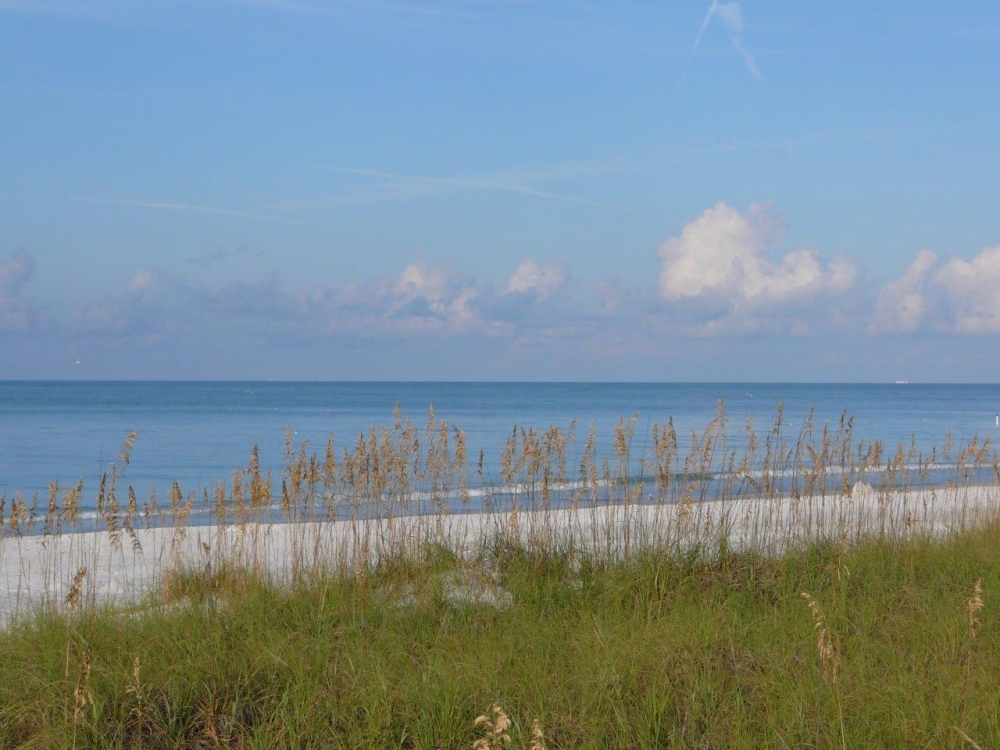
1,525,999,748
1,405,1000,748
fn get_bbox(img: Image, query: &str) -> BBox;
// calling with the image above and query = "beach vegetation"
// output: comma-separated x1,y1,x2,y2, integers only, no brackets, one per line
1,404,999,748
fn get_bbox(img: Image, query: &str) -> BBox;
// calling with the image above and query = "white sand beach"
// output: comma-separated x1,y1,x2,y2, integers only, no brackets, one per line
2,482,998,625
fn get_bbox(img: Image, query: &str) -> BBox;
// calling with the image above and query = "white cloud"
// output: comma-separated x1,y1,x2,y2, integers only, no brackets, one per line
505,260,566,301
449,288,479,325
871,244,1000,335
389,264,481,331
68,261,500,342
655,203,856,333
869,248,938,334
394,264,452,303
72,266,314,337
935,245,1000,334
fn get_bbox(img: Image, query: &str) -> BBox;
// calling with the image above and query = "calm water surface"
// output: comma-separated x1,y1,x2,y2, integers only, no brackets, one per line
2,381,1000,507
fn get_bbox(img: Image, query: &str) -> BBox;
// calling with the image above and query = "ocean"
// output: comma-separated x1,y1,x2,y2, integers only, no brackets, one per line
2,381,999,511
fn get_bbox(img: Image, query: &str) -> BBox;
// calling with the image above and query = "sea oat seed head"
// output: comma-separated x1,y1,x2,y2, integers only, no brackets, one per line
969,579,985,638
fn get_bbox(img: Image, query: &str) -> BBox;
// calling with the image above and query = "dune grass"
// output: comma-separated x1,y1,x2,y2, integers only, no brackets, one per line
2,404,1000,748
0,523,998,748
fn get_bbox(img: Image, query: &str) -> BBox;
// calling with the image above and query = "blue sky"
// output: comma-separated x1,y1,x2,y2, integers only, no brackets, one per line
1,0,999,380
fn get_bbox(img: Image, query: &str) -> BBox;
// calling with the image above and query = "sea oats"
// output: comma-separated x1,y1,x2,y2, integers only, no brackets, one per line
969,579,984,639
529,718,547,750
472,704,511,750
72,651,92,726
64,566,87,612
801,591,838,683
125,654,148,738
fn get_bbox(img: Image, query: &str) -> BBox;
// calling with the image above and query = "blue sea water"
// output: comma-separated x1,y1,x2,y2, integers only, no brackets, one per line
2,381,1000,509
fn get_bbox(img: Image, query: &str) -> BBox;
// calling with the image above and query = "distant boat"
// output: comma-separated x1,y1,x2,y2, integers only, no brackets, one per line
895,379,908,384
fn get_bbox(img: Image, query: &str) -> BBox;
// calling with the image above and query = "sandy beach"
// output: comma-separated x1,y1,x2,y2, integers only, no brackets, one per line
3,481,998,625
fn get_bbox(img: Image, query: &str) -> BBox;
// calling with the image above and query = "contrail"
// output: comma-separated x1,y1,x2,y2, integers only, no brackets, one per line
680,0,761,83
692,0,720,60
324,166,619,209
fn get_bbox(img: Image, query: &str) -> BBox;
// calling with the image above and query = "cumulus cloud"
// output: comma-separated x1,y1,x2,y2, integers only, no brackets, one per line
504,260,566,302
0,250,37,332
869,248,938,334
869,244,1000,335
68,261,497,343
655,203,856,333
390,264,480,331
394,264,452,303
72,266,317,339
935,245,1000,334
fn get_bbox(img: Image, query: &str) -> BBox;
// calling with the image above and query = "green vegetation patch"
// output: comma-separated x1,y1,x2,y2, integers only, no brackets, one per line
2,525,999,749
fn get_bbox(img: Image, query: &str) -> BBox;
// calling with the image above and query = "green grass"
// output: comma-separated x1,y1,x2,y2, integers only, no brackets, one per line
1,522,999,749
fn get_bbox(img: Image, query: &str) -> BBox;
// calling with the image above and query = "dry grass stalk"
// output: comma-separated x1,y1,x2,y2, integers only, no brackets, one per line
834,533,850,584
801,592,838,684
62,479,83,526
473,704,512,750
802,590,847,750
529,718,546,750
64,567,87,612
952,725,986,750
118,430,137,466
44,481,59,536
72,650,92,726
125,653,148,738
968,579,984,639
